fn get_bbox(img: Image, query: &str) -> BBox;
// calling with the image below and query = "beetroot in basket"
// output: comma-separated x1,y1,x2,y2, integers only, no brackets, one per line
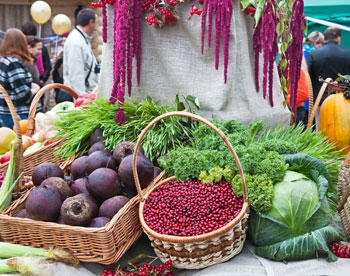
144,180,243,236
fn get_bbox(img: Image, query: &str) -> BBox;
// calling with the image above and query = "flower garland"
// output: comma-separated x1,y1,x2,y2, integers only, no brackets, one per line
92,0,305,124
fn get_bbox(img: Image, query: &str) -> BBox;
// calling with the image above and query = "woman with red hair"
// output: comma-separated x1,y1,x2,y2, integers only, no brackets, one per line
0,28,40,128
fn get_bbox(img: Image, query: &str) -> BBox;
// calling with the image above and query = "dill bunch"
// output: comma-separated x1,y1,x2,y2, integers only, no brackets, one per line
54,97,193,162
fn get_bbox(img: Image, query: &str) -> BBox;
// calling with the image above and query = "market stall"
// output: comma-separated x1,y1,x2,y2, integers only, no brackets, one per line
1,0,350,275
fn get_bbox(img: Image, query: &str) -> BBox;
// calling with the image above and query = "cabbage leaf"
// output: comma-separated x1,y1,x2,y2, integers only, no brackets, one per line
254,225,343,262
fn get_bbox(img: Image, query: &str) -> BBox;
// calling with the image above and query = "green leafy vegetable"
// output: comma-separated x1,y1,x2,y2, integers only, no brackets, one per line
199,166,234,185
254,226,343,262
158,148,225,181
256,151,287,184
232,174,274,213
249,154,341,262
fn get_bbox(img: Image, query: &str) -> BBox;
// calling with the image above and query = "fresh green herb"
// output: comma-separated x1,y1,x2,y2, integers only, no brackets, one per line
54,97,197,161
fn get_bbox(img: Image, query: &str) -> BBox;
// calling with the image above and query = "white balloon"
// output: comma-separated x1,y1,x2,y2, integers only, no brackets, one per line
30,1,51,25
52,14,72,35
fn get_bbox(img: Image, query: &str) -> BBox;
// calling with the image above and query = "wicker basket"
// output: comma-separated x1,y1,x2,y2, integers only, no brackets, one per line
133,111,249,269
0,84,25,192
0,152,166,264
0,83,78,188
337,152,350,240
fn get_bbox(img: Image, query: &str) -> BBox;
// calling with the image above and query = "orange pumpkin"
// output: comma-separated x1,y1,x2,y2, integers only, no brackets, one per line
319,93,350,155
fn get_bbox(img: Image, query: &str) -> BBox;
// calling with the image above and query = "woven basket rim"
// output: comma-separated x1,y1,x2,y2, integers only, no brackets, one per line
139,176,249,243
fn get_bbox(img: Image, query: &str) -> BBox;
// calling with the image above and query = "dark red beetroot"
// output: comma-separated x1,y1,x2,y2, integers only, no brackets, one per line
118,155,154,192
113,142,144,166
87,168,121,201
40,177,72,201
86,151,116,174
153,167,162,179
60,194,94,226
79,193,99,217
99,195,130,219
71,177,89,195
14,209,27,218
121,183,137,199
89,128,105,146
88,141,112,156
32,162,64,186
26,185,62,222
70,156,88,180
88,217,111,228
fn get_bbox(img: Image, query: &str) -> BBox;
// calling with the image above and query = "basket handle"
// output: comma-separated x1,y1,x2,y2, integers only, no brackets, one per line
0,85,24,193
132,111,248,203
26,83,79,136
307,78,333,130
338,151,350,212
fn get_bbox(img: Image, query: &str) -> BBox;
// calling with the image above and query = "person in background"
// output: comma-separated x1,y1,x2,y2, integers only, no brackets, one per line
307,27,350,128
0,29,41,128
52,33,73,103
303,31,324,60
63,8,99,95
23,36,42,87
302,31,324,125
21,22,52,87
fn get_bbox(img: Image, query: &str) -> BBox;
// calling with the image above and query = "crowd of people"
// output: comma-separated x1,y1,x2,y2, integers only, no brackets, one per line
0,8,100,128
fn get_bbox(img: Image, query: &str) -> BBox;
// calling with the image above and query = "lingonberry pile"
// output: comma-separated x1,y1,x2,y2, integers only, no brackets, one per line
330,242,350,258
0,172,5,188
144,180,243,236
100,260,173,276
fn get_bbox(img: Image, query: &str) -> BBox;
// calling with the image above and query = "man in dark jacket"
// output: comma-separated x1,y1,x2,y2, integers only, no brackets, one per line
307,27,350,104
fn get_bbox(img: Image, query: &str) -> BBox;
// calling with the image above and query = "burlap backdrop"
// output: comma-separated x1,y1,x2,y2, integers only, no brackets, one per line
98,0,291,128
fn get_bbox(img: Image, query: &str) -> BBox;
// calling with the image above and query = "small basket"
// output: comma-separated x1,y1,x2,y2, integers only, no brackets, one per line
133,111,249,269
337,152,350,240
0,155,166,264
0,83,79,190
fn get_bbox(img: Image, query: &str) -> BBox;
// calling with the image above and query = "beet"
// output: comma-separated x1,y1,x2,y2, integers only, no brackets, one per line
70,156,88,180
99,195,130,219
89,128,105,146
88,141,112,156
60,195,94,226
88,217,111,228
79,193,99,217
40,177,72,201
121,183,137,199
71,177,90,195
87,168,121,201
26,185,62,222
86,151,116,174
113,142,144,166
14,209,27,218
153,167,162,179
32,162,64,186
118,155,154,192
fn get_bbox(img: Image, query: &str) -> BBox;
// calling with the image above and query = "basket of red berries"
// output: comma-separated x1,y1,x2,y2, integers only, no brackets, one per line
132,111,249,269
